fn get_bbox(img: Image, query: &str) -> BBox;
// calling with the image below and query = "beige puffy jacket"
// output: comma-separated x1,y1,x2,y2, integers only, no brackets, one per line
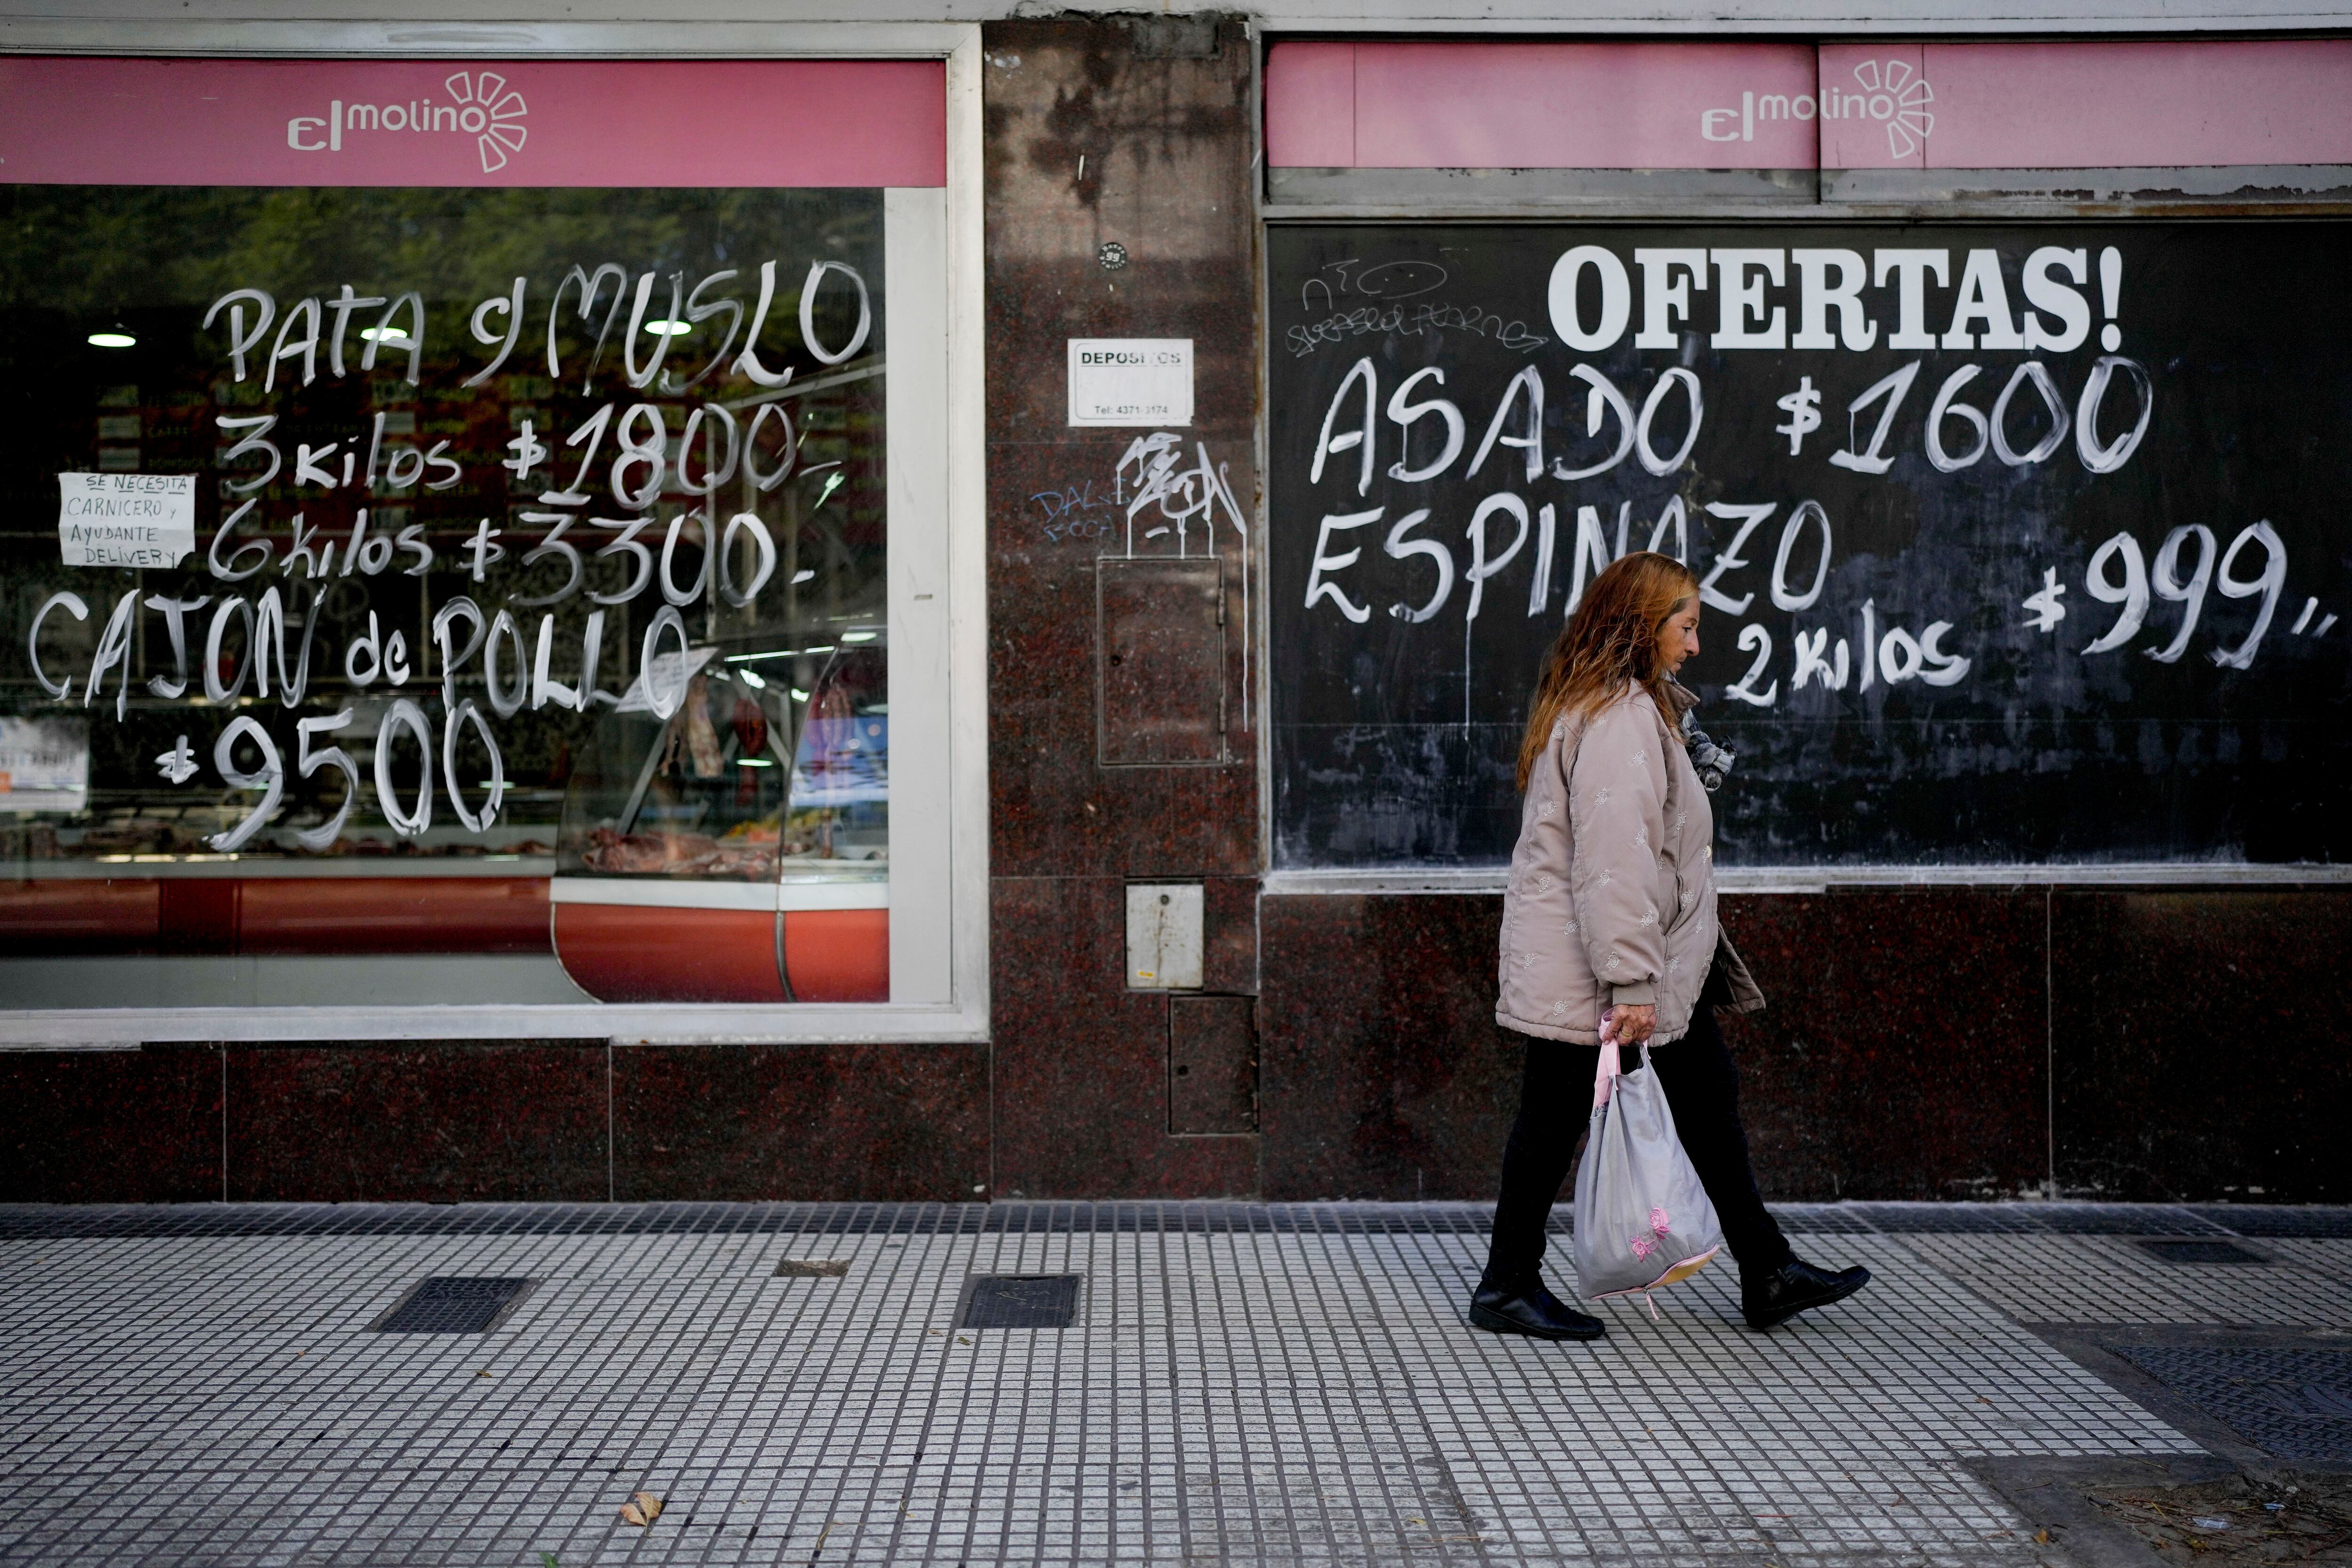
1495,680,1764,1046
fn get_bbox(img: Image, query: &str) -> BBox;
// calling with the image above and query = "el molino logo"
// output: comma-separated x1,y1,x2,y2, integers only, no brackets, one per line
286,72,529,173
1702,58,1937,159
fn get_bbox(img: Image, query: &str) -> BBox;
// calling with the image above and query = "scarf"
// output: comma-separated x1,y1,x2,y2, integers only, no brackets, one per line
1663,678,1735,794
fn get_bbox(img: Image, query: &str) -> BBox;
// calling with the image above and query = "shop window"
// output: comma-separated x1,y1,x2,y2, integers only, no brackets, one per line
0,56,958,1020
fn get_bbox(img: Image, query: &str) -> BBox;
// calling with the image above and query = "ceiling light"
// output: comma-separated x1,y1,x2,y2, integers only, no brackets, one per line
643,319,692,336
86,326,135,349
736,668,766,689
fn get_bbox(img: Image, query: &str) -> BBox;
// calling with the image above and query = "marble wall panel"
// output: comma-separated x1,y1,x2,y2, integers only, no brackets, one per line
982,17,1260,885
226,1042,607,1203
2053,889,2352,1203
991,875,1259,1197
0,1045,221,1203
1259,890,2054,1202
1719,890,2050,1202
978,17,1266,1198
1259,893,1524,1201
613,1043,988,1202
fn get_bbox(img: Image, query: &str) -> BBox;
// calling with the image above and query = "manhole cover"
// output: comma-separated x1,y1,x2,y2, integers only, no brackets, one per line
2114,1346,2352,1464
2136,1239,2267,1265
372,1277,536,1334
957,1274,1082,1329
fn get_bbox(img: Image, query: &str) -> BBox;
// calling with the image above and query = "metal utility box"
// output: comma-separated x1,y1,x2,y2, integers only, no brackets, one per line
1125,883,1204,989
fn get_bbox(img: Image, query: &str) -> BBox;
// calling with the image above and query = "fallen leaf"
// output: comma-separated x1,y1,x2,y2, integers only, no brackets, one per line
477,1370,493,1379
620,1492,665,1527
2034,1529,2050,1544
774,1258,850,1279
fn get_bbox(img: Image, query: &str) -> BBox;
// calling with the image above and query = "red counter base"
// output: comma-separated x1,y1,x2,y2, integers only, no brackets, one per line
0,877,550,955
0,875,887,1005
782,908,890,1003
553,899,889,1004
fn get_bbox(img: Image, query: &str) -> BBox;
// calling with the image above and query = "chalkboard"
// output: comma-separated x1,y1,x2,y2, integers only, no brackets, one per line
1267,222,2352,868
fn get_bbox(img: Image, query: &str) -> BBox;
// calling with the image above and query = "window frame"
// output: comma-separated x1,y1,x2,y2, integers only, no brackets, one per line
0,21,991,1045
1248,28,2352,897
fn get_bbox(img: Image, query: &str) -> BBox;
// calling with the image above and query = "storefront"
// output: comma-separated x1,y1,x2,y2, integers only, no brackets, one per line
0,6,2344,1206
1248,31,2352,1208
0,39,988,1045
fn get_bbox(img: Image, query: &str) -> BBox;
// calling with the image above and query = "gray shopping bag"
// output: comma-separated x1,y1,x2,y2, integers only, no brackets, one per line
1571,1030,1724,1314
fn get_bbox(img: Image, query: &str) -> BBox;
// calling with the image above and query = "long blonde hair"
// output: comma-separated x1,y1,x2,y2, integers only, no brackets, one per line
1515,551,1699,790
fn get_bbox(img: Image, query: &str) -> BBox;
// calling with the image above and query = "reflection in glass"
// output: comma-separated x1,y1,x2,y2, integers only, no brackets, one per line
0,186,888,1007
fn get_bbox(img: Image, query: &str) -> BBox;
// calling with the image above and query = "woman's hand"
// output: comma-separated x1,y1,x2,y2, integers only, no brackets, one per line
1601,1003,1657,1046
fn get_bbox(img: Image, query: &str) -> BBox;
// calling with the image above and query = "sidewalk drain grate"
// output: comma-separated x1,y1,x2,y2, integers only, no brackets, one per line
2114,1346,2352,1464
370,1277,537,1334
2135,1239,2265,1265
956,1274,1081,1329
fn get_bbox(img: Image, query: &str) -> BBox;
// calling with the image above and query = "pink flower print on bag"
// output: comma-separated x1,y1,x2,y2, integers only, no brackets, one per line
1629,1235,1655,1260
1650,1207,1671,1236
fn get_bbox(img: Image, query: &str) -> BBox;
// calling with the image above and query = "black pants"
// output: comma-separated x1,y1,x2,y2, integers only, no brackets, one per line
1483,1004,1793,1288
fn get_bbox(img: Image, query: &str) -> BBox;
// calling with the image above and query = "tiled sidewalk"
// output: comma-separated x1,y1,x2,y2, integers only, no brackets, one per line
0,1202,2343,1566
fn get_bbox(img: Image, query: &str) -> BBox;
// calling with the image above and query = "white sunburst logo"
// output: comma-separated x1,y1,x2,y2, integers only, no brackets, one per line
1845,59,1935,159
441,72,529,173
284,72,529,173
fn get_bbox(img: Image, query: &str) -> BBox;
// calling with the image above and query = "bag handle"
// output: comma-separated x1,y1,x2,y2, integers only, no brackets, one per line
1593,1012,1621,1107
1593,1012,1659,1106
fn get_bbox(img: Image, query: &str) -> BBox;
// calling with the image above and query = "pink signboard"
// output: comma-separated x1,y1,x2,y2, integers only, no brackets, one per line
1271,39,2352,175
1263,42,1357,169
1874,40,2352,170
1269,42,1818,171
0,56,946,187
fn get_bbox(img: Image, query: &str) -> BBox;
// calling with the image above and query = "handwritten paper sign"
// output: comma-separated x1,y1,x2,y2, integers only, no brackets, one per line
57,472,197,568
0,717,89,812
1067,338,1193,427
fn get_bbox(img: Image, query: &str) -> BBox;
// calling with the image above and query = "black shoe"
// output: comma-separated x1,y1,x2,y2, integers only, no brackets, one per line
1468,1277,1608,1341
1742,1258,1872,1330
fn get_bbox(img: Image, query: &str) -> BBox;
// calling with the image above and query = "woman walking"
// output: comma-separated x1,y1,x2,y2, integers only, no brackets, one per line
1470,552,1870,1341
